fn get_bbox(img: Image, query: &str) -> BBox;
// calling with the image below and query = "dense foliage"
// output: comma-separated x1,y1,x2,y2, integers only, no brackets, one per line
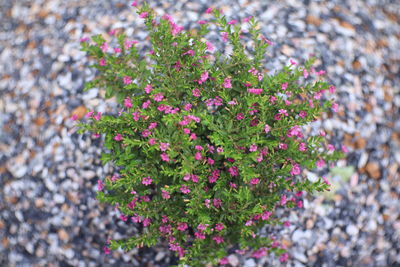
76,2,343,265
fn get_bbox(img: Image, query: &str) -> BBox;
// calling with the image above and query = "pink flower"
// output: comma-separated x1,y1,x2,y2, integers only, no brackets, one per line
97,180,104,191
247,88,263,94
182,49,195,56
228,99,238,105
183,103,192,111
71,114,78,121
123,76,132,85
189,133,197,141
297,200,303,208
195,232,206,239
264,124,271,133
93,112,102,121
279,143,288,150
228,166,239,176
278,109,288,116
245,220,253,226
161,189,170,199
327,144,335,152
177,222,188,231
229,182,237,188
139,12,148,18
228,19,237,25
341,145,348,153
222,78,232,88
100,42,108,53
103,246,111,255
299,110,307,118
124,97,133,108
99,58,106,66
213,198,222,208
205,7,213,14
131,214,141,223
261,35,273,45
80,37,89,43
153,93,164,102
192,88,201,97
183,128,190,135
198,71,209,84
217,147,224,153
281,82,288,90
290,163,301,175
161,153,170,162
250,178,260,185
132,111,141,121
332,102,339,112
195,152,202,161
252,248,268,259
142,176,153,186
120,214,128,222
221,32,229,42
131,1,138,7
142,100,151,109
212,236,224,244
180,185,190,194
141,129,151,137
303,69,309,78
219,257,229,265
114,134,123,141
316,159,325,168
243,16,253,22
148,122,157,129
206,41,214,52
159,142,170,151
279,253,289,263
198,20,207,24
144,84,153,94
329,85,336,94
215,223,225,231
249,144,258,152
290,59,297,65
142,218,151,227
261,211,272,220
280,194,287,205
236,113,245,120
299,142,307,151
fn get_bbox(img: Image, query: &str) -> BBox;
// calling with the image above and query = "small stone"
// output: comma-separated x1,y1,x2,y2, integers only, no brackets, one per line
155,251,165,261
54,194,65,204
228,254,239,267
340,246,351,258
365,162,381,179
306,15,322,26
36,246,45,257
293,250,308,263
346,224,359,236
58,228,69,242
306,219,315,229
35,198,45,208
244,259,256,267
358,152,368,169
71,105,87,120
355,137,366,149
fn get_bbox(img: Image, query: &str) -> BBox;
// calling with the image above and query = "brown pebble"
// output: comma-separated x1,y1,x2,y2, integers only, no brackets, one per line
71,105,87,120
355,137,366,149
35,198,45,208
58,228,69,242
365,162,381,179
306,15,322,26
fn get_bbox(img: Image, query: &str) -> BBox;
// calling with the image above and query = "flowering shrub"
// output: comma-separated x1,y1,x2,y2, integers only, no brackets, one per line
76,2,343,266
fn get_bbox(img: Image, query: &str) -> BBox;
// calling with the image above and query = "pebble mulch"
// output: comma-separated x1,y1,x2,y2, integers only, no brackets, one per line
1,0,399,266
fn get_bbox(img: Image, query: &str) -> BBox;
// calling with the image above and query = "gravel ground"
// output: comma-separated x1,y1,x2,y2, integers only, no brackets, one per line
1,0,399,266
